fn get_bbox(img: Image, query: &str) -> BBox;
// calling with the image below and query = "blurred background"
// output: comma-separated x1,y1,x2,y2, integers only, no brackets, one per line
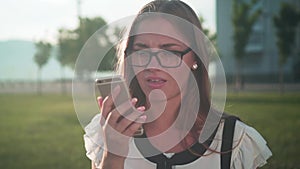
0,0,299,169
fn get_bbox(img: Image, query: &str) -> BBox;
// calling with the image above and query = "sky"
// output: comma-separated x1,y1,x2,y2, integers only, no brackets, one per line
0,0,216,81
0,0,216,43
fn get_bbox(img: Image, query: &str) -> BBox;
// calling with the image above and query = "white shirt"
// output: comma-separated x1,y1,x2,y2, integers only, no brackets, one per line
84,114,272,169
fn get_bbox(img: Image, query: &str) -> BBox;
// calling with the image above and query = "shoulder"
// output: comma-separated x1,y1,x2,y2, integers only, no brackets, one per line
229,119,272,169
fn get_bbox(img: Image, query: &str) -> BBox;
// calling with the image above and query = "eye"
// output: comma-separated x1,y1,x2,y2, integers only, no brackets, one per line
163,50,182,57
159,50,174,57
135,50,149,58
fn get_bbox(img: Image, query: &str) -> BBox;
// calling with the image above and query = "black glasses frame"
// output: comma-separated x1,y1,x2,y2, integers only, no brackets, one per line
125,48,192,68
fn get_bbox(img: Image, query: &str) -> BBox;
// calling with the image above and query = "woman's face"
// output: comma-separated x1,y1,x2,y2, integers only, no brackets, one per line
129,18,196,103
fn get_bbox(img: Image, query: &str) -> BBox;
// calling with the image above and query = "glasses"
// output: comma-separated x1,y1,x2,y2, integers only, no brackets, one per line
126,48,192,68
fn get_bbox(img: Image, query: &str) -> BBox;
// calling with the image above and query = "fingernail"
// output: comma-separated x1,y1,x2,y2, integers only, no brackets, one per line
137,106,145,111
139,115,147,120
131,98,138,103
97,96,103,107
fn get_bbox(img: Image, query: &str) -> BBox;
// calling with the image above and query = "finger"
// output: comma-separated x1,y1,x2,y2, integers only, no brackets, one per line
97,96,103,108
123,115,147,136
101,85,121,119
131,97,138,107
101,97,137,127
114,98,138,118
116,106,145,132
106,98,139,126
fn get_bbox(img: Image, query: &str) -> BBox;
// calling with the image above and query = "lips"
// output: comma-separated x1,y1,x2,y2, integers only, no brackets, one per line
145,76,167,89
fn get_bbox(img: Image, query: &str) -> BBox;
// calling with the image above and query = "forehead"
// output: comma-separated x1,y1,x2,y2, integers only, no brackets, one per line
133,34,186,48
133,18,189,46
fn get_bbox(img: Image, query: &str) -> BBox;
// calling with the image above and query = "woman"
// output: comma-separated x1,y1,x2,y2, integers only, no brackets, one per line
84,0,272,169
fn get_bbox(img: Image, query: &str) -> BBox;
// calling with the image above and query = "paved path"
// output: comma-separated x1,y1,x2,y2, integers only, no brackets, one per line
0,81,300,94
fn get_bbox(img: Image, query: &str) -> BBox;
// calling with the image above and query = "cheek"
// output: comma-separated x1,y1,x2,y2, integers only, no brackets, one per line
182,54,195,67
135,72,144,85
132,66,143,76
167,62,193,89
133,70,147,91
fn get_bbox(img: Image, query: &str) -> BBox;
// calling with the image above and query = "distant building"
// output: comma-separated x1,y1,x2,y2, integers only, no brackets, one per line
216,0,300,83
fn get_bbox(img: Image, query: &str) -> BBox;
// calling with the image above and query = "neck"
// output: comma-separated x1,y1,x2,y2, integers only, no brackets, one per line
143,93,197,153
144,93,181,136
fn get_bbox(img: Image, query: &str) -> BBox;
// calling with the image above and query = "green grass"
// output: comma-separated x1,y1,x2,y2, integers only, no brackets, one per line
0,94,90,169
0,92,299,169
225,92,300,169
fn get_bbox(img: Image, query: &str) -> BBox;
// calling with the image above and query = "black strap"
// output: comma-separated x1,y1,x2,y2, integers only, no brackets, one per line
221,116,238,169
134,115,239,169
134,125,219,169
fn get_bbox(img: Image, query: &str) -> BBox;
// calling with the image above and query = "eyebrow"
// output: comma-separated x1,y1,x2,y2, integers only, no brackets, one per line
133,42,183,49
133,43,148,48
160,43,182,48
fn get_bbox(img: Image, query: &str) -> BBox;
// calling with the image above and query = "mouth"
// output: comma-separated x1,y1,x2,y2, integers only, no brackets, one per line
146,77,167,89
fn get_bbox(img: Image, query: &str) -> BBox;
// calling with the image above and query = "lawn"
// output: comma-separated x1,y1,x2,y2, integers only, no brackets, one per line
225,92,300,169
0,94,90,169
0,92,299,169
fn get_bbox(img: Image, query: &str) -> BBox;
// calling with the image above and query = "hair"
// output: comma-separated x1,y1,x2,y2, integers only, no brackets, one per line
118,0,212,148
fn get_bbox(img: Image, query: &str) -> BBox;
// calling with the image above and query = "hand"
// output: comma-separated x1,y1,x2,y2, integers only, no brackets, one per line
98,85,146,157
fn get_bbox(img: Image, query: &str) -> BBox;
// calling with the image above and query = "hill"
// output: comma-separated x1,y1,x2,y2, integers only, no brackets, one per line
0,40,74,81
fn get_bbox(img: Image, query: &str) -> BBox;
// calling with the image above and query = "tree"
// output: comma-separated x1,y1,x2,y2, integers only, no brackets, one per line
57,28,78,69
33,41,52,94
57,28,78,94
57,16,118,80
199,16,217,46
232,0,262,90
198,15,220,65
273,2,300,94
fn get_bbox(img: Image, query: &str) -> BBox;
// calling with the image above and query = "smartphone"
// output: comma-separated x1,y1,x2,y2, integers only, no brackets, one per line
95,75,130,106
95,75,144,136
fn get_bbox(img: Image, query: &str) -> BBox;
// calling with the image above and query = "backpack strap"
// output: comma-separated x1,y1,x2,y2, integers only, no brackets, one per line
221,116,238,169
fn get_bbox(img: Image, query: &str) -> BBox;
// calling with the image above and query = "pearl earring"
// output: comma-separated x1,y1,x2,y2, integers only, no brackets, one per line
192,63,198,70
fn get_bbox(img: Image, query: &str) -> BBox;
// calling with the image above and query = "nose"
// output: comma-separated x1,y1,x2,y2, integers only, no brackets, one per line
146,54,161,69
